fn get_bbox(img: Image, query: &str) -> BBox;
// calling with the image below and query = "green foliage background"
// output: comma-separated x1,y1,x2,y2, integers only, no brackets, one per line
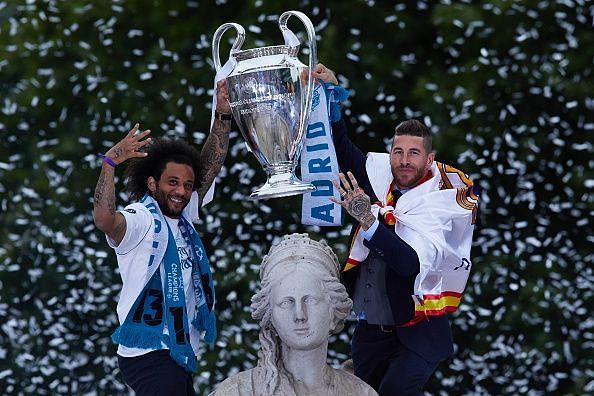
1,0,592,394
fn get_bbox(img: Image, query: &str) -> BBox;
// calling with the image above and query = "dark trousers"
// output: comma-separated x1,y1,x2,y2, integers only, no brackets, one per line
352,321,441,396
117,350,196,396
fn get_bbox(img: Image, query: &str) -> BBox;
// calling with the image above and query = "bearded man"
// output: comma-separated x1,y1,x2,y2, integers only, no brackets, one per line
315,64,479,396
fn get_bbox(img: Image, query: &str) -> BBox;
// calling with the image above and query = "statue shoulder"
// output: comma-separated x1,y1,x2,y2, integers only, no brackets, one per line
210,369,257,396
330,368,379,396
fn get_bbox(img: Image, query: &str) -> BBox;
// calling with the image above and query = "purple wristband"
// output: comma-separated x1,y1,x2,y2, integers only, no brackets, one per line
99,153,117,168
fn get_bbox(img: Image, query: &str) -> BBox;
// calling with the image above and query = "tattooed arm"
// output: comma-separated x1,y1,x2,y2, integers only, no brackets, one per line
93,124,151,245
196,80,232,205
330,171,376,230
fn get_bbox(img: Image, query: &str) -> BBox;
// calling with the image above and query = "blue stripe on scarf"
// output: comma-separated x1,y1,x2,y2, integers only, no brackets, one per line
179,215,217,344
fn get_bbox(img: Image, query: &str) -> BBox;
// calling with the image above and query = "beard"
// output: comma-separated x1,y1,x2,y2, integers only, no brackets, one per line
152,188,188,218
393,164,427,189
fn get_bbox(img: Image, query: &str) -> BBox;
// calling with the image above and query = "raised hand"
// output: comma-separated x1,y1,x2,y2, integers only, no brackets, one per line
104,124,152,166
329,171,376,230
313,63,338,85
94,123,150,243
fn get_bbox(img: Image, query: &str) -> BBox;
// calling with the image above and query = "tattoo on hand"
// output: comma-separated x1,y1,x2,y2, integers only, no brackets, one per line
333,172,376,230
348,194,374,229
348,195,369,217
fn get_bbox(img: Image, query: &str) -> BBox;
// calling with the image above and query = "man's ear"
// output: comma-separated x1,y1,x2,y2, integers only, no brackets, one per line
147,176,157,193
427,152,435,168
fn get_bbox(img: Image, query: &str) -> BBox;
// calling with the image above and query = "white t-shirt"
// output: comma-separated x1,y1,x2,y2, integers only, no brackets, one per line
108,205,201,358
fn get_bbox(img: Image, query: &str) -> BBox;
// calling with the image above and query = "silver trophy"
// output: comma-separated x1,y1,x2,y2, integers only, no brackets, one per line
212,11,317,200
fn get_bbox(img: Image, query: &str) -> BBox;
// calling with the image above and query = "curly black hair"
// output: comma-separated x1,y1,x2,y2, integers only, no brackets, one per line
123,137,201,201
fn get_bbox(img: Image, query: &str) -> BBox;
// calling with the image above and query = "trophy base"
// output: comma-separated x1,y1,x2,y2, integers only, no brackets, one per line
249,172,315,200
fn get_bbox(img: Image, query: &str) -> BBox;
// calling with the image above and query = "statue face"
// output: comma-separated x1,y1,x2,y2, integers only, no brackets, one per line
270,266,333,351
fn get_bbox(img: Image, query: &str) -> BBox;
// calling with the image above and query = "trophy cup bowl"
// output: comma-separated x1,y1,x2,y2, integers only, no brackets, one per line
213,11,317,200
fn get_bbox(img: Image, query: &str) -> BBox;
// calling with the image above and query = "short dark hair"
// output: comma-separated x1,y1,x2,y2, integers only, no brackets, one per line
124,137,201,201
394,119,432,153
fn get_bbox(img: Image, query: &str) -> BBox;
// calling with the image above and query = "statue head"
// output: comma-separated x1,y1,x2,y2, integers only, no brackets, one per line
250,233,352,394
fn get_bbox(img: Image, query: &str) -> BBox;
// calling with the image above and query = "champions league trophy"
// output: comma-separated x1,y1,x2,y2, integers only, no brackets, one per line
212,11,317,200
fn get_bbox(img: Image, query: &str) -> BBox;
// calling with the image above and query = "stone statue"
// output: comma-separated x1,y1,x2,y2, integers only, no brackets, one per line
211,233,377,396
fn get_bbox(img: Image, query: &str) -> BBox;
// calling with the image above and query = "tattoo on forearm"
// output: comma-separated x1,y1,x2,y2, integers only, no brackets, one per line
360,213,376,230
94,168,116,213
94,171,105,205
108,190,116,212
197,118,230,197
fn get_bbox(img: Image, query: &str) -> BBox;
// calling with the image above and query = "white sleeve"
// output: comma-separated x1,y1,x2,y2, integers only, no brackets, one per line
106,203,152,255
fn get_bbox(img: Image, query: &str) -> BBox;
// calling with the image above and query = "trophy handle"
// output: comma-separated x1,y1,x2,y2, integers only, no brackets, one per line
279,11,318,73
278,11,317,162
212,22,245,72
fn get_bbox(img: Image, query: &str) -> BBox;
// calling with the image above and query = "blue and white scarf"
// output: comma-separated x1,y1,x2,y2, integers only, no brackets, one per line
300,81,349,226
112,194,216,372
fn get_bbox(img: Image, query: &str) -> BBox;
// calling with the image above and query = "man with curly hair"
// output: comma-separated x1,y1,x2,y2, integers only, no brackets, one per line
93,81,232,395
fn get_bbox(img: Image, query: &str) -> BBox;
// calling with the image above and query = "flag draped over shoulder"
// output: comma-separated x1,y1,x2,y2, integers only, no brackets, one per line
345,153,479,324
